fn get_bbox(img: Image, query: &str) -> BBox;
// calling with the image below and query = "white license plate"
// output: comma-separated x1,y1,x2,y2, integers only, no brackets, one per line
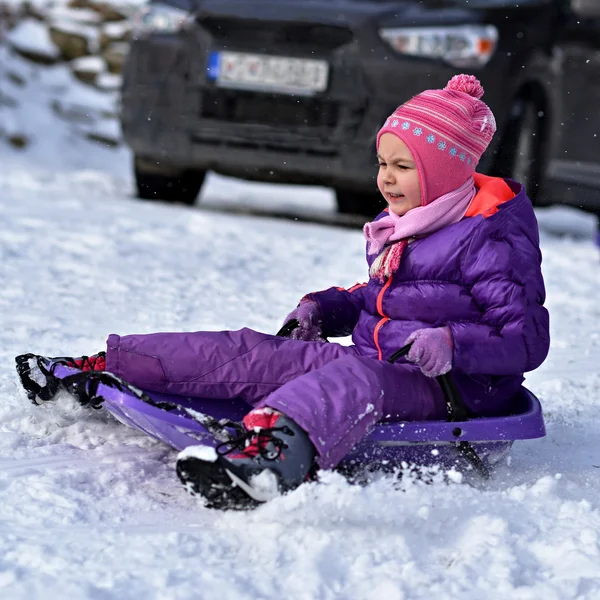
207,51,329,95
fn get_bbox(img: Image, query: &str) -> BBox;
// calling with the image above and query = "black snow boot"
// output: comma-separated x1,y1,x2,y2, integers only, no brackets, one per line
14,352,149,410
176,408,317,510
15,353,106,404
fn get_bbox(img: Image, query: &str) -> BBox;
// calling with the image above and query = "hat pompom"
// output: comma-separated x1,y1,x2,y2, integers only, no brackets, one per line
445,74,484,99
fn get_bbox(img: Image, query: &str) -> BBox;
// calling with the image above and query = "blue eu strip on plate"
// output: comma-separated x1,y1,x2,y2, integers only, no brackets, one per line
206,51,220,80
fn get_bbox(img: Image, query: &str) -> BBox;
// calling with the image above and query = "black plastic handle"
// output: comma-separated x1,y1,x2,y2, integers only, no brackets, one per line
389,342,488,477
276,322,469,422
388,343,469,422
276,319,300,338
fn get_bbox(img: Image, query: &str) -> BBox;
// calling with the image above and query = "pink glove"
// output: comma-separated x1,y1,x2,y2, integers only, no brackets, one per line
405,326,454,378
282,299,324,341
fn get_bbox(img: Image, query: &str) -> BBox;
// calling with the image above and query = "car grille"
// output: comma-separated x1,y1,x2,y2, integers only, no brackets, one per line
201,89,339,129
198,18,354,51
193,19,363,153
195,89,366,155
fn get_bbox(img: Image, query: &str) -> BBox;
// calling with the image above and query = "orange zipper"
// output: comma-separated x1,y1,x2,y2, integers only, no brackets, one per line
374,276,392,360
373,317,390,360
376,277,392,316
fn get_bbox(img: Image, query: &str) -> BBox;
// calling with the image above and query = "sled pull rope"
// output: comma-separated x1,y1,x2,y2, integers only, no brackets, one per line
389,343,491,480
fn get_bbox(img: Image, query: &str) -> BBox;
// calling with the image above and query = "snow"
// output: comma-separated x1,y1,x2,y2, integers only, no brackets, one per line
1,161,598,599
49,18,100,53
2,25,600,598
96,71,121,92
0,44,123,172
101,20,131,39
178,445,218,462
246,469,280,501
48,7,103,26
71,55,105,73
6,18,60,60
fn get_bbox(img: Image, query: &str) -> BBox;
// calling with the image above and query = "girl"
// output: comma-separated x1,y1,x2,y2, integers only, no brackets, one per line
16,75,550,508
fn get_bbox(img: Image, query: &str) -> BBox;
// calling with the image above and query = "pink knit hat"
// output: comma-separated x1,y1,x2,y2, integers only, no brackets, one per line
376,74,496,206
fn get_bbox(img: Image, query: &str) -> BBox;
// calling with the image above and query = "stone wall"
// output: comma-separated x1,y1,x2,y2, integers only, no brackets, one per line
2,0,136,85
0,0,139,150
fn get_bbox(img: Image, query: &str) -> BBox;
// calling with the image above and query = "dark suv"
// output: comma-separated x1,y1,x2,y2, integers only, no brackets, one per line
121,0,600,217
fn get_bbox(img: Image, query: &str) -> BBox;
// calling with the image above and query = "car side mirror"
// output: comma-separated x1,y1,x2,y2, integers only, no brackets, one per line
572,0,600,18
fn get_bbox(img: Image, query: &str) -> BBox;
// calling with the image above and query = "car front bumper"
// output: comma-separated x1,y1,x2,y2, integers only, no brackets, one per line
120,17,502,190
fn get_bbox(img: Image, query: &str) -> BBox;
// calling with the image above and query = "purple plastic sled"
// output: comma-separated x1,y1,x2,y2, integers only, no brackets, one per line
50,362,545,478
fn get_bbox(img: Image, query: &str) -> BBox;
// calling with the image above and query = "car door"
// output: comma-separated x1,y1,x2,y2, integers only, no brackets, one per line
548,0,600,213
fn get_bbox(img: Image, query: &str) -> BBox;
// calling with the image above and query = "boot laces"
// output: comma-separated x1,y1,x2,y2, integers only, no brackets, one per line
55,352,106,372
216,425,294,461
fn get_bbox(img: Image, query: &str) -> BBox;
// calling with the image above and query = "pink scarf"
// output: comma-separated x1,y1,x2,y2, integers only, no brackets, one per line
364,177,476,281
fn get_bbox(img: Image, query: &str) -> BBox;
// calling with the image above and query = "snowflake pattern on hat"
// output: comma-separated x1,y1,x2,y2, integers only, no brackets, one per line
378,116,475,164
375,74,495,204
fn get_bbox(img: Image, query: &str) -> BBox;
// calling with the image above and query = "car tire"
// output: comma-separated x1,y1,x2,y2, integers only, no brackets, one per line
335,188,386,218
494,99,544,204
134,159,206,206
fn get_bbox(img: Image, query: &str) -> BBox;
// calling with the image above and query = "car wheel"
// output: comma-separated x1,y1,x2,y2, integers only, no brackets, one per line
494,100,544,204
134,158,206,206
335,188,386,217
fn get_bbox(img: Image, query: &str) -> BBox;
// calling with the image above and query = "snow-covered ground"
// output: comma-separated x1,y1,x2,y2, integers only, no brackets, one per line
1,152,599,598
2,24,600,597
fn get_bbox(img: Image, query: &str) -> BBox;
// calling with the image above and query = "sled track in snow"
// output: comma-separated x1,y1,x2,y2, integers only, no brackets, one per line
0,449,163,476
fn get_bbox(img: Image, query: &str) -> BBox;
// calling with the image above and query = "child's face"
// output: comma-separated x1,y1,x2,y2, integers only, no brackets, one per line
377,133,421,216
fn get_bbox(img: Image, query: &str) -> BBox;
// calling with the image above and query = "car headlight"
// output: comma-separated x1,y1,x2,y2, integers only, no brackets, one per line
132,3,191,38
379,25,498,68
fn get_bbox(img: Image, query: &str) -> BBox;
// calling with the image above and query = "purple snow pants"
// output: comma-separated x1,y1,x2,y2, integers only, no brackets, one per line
105,328,446,469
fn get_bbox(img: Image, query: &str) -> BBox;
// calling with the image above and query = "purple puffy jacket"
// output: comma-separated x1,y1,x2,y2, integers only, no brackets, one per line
305,175,550,417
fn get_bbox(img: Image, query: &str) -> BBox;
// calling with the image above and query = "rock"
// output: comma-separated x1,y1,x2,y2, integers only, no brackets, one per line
99,20,131,51
6,71,27,87
8,133,30,149
96,71,122,92
0,3,20,30
68,0,133,23
51,98,97,124
47,6,103,27
85,130,120,147
71,55,106,85
19,2,47,23
83,117,122,147
102,40,129,74
49,21,99,60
